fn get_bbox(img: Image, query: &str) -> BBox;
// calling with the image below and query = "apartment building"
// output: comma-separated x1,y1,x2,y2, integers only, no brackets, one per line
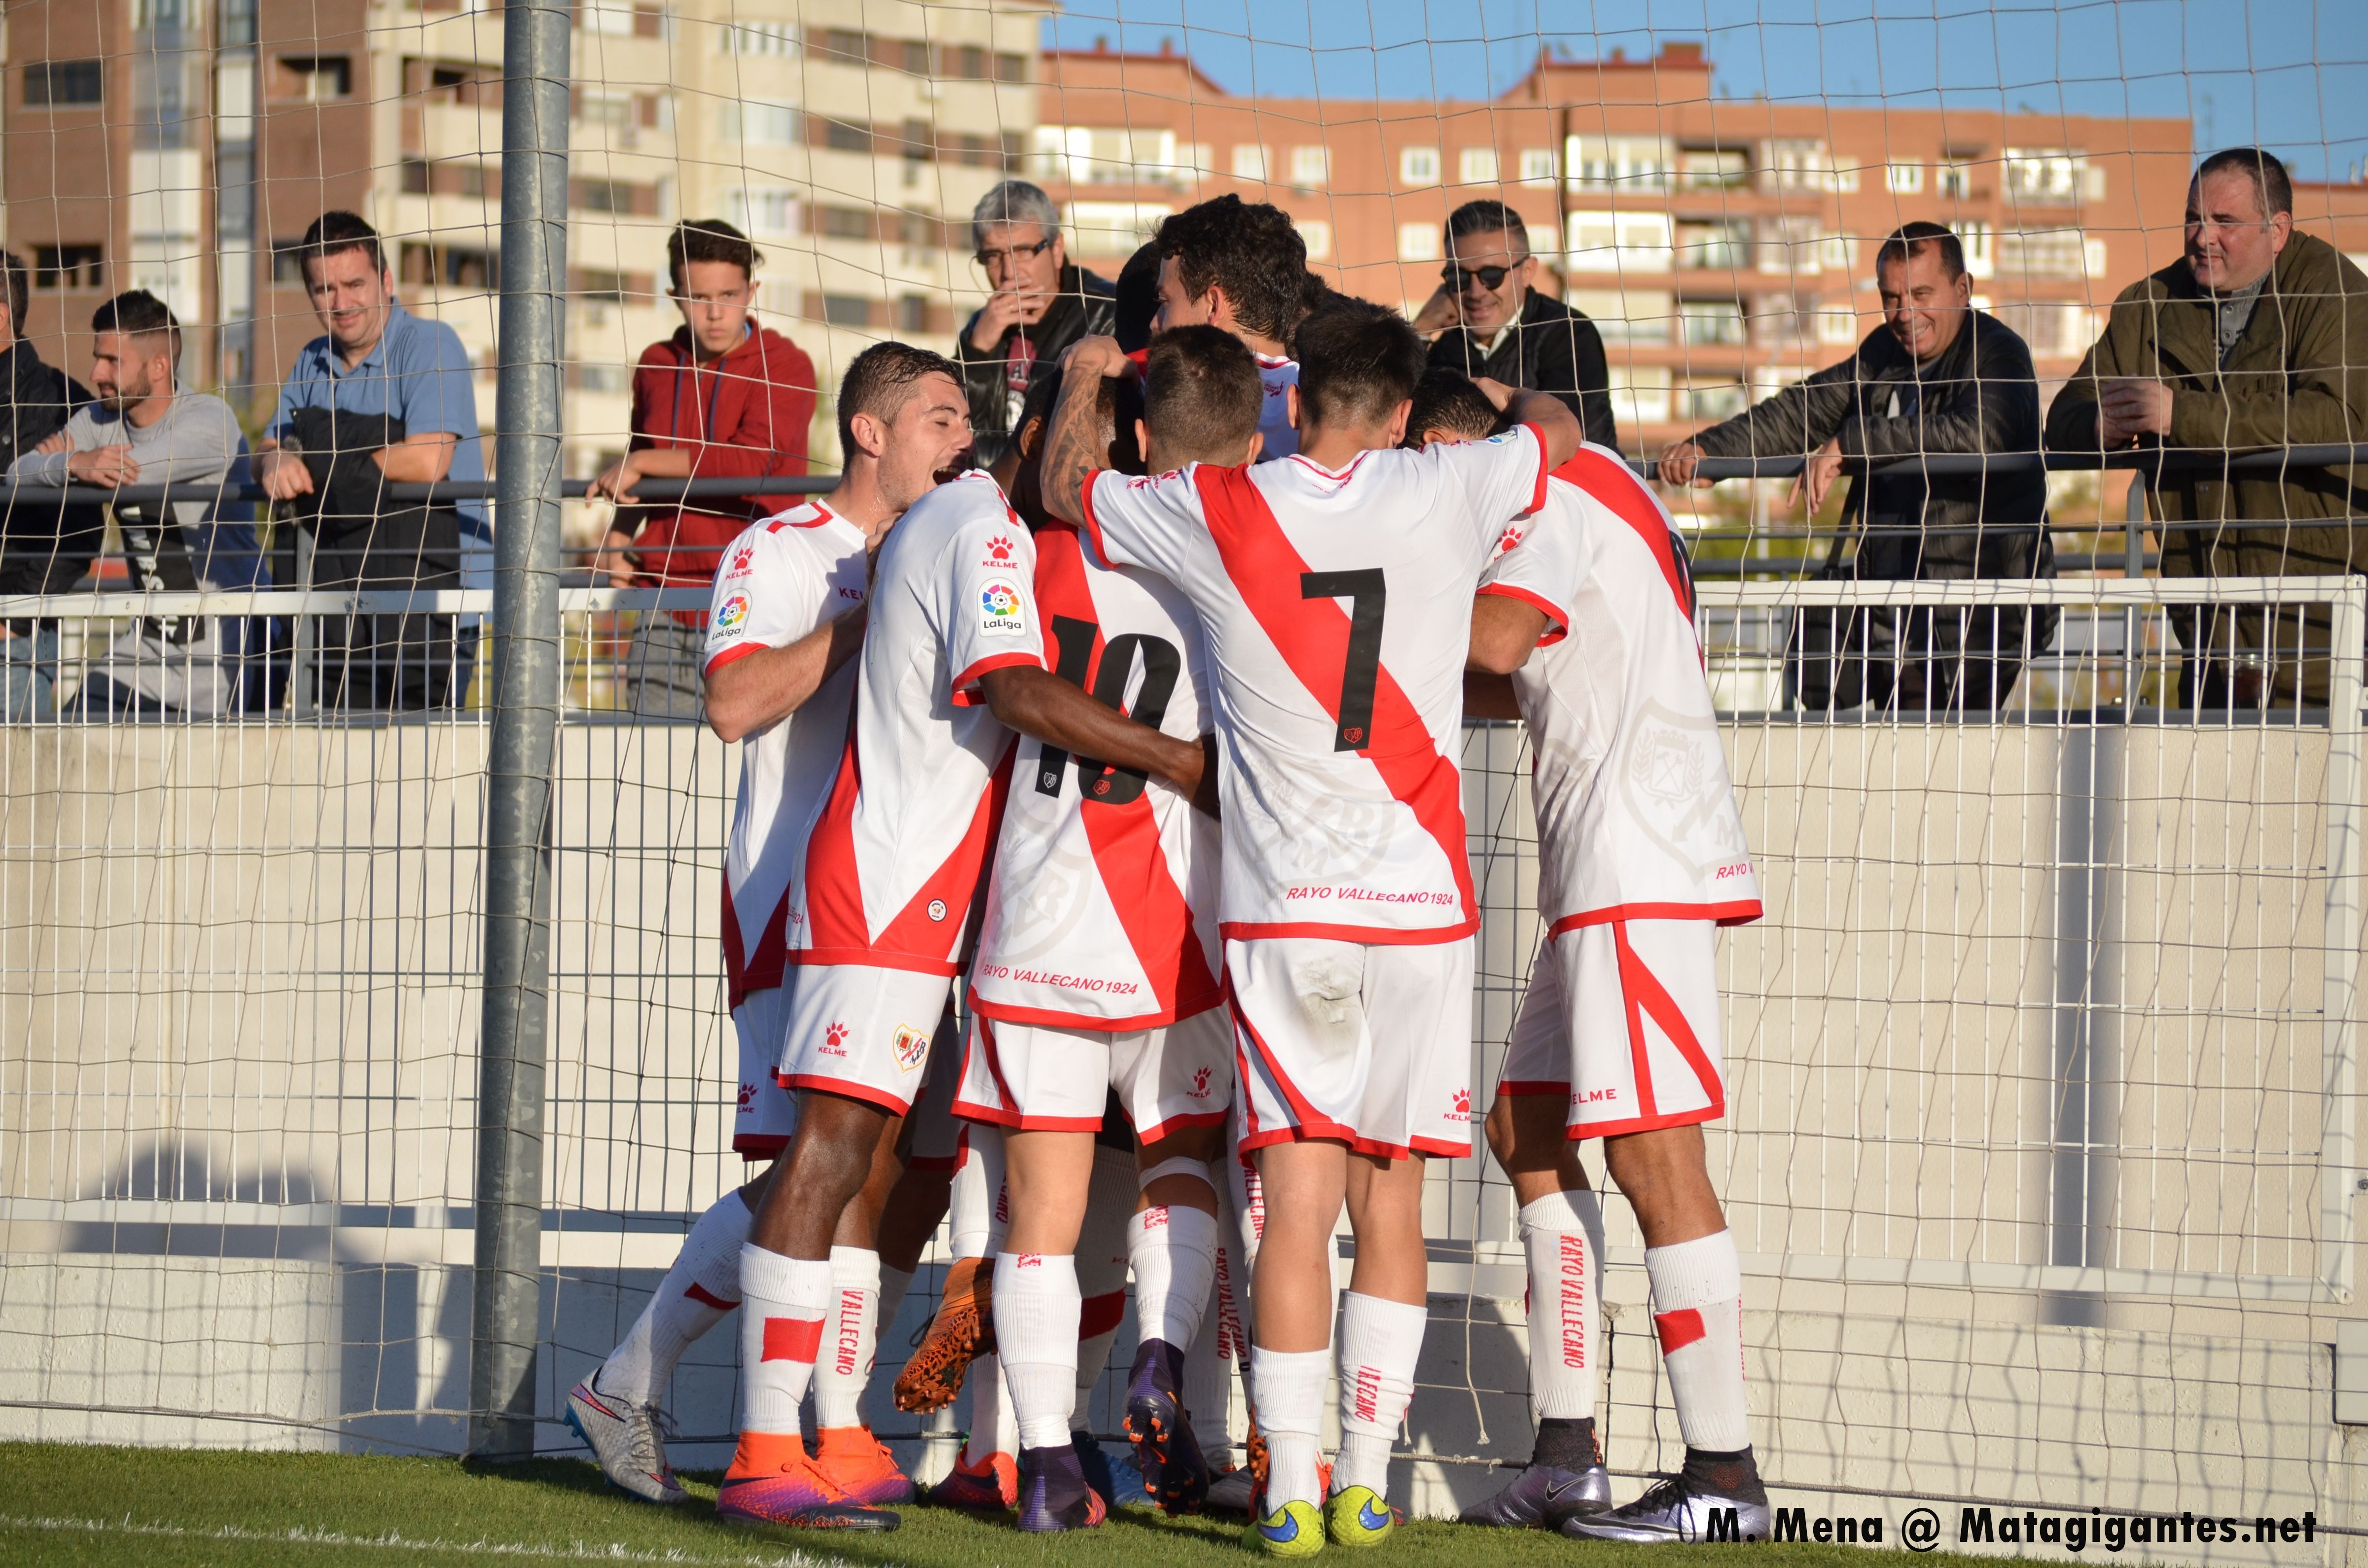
2,0,1044,477
1031,40,2221,451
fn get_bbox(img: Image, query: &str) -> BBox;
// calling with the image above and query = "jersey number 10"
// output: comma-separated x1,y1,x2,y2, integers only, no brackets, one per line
1036,613,1181,807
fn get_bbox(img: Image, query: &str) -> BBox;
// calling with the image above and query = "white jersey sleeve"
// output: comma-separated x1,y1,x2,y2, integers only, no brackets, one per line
1417,422,1552,565
704,525,823,673
934,502,1044,702
1081,464,1209,582
1478,488,1595,638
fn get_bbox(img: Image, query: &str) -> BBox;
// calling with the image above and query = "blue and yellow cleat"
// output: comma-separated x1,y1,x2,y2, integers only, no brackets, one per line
1324,1485,1399,1548
1248,1497,1327,1558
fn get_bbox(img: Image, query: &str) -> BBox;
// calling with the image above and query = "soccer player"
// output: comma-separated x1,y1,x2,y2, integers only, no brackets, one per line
718,354,1212,1535
1444,375,1773,1543
563,341,959,1505
949,351,1235,1522
1040,303,1583,1555
1147,196,1309,461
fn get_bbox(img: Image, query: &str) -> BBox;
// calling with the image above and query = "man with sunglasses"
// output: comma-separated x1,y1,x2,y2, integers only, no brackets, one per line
1417,200,1618,451
956,179,1117,469
591,219,818,717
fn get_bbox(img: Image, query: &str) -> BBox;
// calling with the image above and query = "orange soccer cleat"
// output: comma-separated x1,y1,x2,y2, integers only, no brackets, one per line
927,1448,1020,1510
892,1255,996,1413
715,1430,898,1532
813,1425,914,1507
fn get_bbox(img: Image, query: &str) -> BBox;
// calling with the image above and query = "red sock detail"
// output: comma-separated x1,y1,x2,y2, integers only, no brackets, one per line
763,1315,825,1363
1078,1289,1127,1341
687,1283,740,1312
1653,1307,1706,1355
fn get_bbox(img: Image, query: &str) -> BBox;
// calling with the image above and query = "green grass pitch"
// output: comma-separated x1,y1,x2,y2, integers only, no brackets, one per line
0,1442,1978,1568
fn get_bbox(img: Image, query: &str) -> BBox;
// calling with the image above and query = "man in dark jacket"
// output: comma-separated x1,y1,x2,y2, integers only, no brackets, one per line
1663,222,2054,712
0,250,100,720
1416,199,1618,450
954,179,1115,468
2047,147,2368,708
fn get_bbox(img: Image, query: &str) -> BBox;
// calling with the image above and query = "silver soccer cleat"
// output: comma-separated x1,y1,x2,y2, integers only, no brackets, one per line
1459,1462,1614,1528
1560,1474,1771,1544
565,1378,687,1504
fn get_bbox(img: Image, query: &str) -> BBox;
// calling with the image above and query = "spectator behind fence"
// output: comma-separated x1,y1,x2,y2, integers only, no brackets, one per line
2047,146,2368,709
254,210,487,712
589,219,817,718
952,178,1116,468
1662,222,2055,713
1414,198,1619,450
8,290,261,718
0,249,99,720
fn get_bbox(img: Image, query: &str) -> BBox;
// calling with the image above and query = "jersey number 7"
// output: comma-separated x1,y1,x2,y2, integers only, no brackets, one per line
1300,569,1386,751
1035,613,1181,806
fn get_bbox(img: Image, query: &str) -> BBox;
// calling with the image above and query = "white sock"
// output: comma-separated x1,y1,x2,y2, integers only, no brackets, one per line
1129,1202,1220,1352
993,1251,1079,1451
1250,1345,1330,1509
813,1246,880,1430
950,1126,1007,1259
738,1244,833,1435
598,1188,750,1405
1334,1292,1426,1497
964,1351,1020,1464
1644,1230,1750,1452
1520,1190,1605,1422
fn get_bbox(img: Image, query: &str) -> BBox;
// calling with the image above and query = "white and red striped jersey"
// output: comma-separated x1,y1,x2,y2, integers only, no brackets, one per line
968,524,1221,1029
785,471,1043,975
700,502,869,1007
1254,355,1299,462
1080,425,1549,944
1479,446,1761,933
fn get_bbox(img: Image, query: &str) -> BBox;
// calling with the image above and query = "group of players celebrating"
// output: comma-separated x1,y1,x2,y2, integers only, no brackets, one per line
562,193,1770,1552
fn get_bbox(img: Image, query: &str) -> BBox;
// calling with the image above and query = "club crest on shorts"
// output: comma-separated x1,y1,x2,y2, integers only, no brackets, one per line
893,1023,932,1072
978,577,1028,637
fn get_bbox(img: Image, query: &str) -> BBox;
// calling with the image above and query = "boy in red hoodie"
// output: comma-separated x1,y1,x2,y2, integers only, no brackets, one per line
592,219,817,716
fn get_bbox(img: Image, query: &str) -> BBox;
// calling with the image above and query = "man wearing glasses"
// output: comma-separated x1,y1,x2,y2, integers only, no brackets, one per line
1416,199,1618,451
591,219,818,718
955,180,1116,468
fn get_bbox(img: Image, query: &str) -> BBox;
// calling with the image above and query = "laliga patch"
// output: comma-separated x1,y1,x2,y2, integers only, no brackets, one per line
978,577,1028,638
715,592,751,636
893,1024,932,1073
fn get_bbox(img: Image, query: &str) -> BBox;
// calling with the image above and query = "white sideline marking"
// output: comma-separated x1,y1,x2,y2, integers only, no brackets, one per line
0,1513,875,1567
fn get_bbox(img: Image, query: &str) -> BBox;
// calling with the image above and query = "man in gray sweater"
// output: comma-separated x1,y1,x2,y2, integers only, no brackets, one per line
8,290,260,717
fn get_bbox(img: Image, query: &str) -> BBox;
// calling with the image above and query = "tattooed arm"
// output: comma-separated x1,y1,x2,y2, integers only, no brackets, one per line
1041,334,1132,528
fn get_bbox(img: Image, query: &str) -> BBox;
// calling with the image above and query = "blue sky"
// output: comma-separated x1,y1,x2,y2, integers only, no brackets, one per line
1040,0,2367,181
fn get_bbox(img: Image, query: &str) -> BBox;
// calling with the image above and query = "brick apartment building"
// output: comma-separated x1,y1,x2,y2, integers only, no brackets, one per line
1034,38,2368,453
0,0,1043,479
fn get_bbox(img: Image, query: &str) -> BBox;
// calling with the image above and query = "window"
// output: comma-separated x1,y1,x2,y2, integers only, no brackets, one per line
1938,160,1974,199
1065,202,1174,253
1295,218,1333,261
1816,306,1861,345
1566,136,1672,191
1674,220,1751,271
1678,148,1748,190
1517,147,1557,186
724,187,797,236
994,53,1029,83
720,100,797,145
1818,232,1857,271
574,268,630,301
895,294,929,332
717,21,794,56
1458,147,1499,185
1565,211,1671,273
813,28,865,62
2002,148,2089,205
1677,298,1746,346
1679,382,1746,422
822,295,872,327
1398,146,1439,187
820,118,871,154
401,157,431,194
277,55,351,101
1230,144,1269,182
24,59,103,106
572,178,655,215
31,245,104,289
398,242,497,289
1609,365,1671,426
1397,223,1441,263
1758,139,1837,193
1032,126,1185,189
1885,162,1924,194
573,364,630,394
1290,146,1329,188
1566,289,1673,343
817,206,875,240
578,1,634,35
1757,215,1822,275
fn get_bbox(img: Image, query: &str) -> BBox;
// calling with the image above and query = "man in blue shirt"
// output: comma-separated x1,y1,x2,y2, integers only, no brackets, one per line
256,210,489,710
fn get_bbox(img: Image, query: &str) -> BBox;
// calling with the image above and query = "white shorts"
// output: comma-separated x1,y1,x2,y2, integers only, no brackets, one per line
1497,919,1727,1139
954,1005,1233,1143
778,962,960,1115
733,986,799,1159
901,1010,967,1171
1227,935,1475,1160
